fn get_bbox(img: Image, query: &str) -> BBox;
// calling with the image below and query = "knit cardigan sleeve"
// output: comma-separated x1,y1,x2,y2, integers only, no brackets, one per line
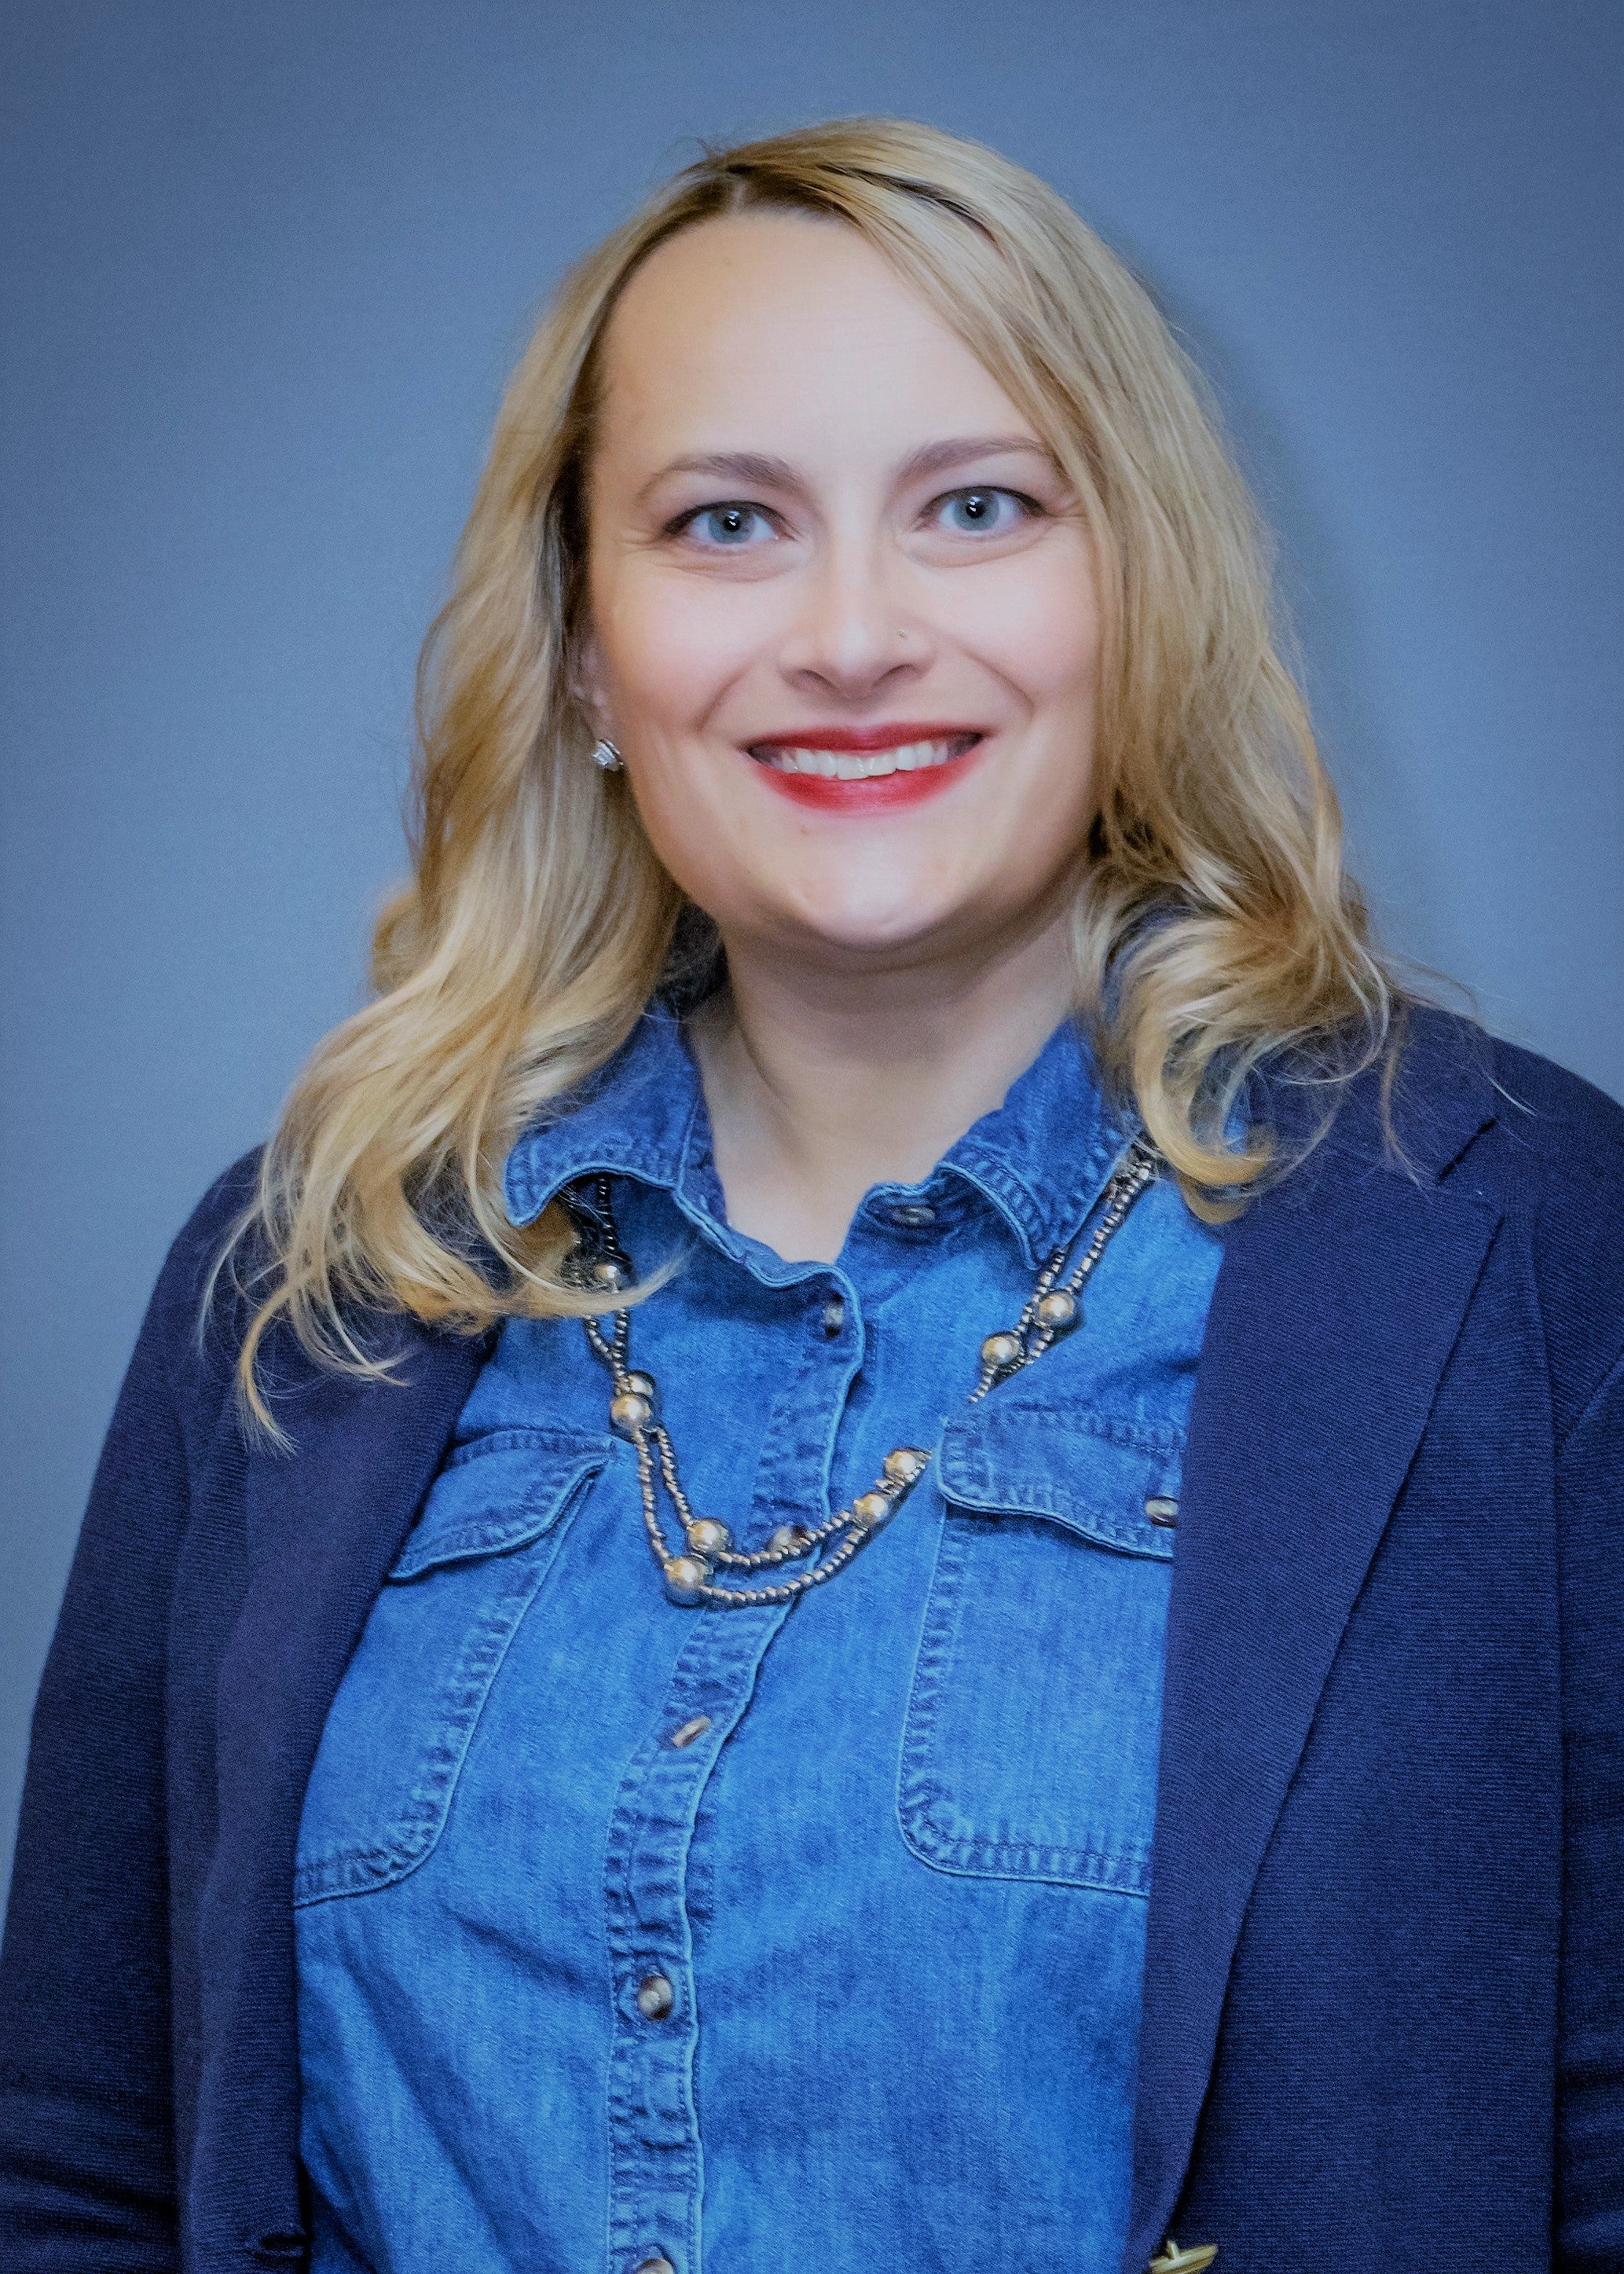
1556,1340,1624,2270
0,1164,253,2271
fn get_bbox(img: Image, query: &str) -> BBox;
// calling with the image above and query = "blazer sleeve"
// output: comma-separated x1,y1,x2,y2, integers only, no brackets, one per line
1556,1342,1624,2272
0,1168,249,2272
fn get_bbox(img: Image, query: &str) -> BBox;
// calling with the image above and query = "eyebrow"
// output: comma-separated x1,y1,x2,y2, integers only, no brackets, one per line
638,433,1054,503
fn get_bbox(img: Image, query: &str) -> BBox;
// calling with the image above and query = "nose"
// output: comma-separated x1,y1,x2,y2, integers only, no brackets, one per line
775,530,933,702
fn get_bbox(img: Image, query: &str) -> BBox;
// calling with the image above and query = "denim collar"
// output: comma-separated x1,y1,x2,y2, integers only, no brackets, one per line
503,1003,1126,1272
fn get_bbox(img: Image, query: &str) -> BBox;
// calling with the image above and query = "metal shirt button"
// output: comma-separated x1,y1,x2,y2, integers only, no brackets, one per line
1146,1495,1179,1527
819,1293,845,1337
634,2260,676,2273
636,1973,675,2020
887,1202,937,1229
669,1714,712,1749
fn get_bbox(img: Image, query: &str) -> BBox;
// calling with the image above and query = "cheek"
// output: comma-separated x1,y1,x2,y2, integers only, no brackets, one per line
625,762,783,941
593,570,794,915
946,539,1101,713
594,567,771,735
949,548,1102,874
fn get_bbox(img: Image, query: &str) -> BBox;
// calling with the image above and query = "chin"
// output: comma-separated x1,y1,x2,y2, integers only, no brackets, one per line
768,874,982,963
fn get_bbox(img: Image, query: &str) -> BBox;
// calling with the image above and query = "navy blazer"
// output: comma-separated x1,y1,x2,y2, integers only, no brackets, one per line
2,1010,1622,2274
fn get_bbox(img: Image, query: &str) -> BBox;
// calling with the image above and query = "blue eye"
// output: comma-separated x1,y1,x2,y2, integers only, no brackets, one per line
686,503,772,547
937,488,1027,534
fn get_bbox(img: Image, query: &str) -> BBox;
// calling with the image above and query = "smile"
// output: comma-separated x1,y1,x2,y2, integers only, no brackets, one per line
746,729,986,812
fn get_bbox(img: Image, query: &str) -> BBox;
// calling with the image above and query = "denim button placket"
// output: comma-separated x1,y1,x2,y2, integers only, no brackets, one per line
604,1600,795,2272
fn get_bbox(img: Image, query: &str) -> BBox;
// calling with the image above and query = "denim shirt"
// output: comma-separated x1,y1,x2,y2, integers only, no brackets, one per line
294,1010,1224,2274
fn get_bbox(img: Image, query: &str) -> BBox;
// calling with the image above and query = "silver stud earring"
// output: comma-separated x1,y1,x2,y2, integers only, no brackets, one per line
591,738,623,772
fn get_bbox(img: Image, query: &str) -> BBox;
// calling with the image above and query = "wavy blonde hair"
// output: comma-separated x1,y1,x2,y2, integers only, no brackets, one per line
231,115,1395,1424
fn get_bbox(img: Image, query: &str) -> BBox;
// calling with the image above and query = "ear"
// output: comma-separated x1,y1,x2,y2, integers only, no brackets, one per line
569,620,610,737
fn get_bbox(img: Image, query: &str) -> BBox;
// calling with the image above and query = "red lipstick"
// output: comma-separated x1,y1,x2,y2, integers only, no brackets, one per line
746,724,988,814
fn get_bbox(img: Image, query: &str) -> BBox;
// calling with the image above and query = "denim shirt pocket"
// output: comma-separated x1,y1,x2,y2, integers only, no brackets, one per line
898,1396,1179,1894
294,1428,610,1906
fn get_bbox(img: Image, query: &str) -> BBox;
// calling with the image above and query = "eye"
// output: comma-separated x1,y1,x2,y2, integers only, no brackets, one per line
676,502,776,548
931,486,1034,537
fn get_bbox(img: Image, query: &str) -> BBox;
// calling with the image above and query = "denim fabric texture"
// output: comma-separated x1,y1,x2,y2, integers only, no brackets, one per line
294,1013,1223,2274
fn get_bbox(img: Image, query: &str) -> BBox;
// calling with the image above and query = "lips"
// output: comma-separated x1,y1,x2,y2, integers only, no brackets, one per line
746,728,986,812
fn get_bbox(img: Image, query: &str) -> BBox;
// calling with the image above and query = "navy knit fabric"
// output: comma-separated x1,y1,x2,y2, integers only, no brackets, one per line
1,1008,1621,2274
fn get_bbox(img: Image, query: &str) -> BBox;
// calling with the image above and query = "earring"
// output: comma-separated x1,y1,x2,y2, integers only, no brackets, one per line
591,738,623,772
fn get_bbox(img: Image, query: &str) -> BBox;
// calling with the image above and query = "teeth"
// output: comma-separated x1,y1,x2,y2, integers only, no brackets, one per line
757,736,971,778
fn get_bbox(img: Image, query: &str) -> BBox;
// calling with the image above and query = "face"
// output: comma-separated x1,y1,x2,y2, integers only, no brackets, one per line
581,210,1102,975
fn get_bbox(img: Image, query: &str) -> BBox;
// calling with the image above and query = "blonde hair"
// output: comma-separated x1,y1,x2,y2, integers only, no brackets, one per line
230,116,1396,1424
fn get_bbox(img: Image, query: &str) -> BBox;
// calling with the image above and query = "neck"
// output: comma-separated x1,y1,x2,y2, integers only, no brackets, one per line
688,913,1080,1264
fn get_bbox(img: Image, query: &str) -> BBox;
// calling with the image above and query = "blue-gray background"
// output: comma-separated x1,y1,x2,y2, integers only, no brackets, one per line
2,0,1619,1889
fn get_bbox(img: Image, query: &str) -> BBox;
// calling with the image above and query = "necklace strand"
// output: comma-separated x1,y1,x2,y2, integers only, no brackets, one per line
562,1137,1160,1609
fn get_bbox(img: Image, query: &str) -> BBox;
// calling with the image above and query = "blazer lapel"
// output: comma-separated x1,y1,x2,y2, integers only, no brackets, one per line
1124,1142,1501,2273
192,1322,487,2261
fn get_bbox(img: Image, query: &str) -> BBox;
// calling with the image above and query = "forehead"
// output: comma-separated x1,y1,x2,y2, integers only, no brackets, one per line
592,209,1032,468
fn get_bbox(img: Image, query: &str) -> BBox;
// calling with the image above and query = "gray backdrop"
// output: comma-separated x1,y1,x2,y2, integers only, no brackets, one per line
2,0,1619,1891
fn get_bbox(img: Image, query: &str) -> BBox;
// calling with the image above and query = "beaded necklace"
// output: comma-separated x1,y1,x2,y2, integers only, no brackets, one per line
560,1136,1160,1609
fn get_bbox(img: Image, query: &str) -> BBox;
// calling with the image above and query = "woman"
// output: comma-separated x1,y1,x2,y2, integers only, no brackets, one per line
1,118,1619,2274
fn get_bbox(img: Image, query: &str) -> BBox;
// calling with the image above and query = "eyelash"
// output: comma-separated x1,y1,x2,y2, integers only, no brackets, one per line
665,486,1044,546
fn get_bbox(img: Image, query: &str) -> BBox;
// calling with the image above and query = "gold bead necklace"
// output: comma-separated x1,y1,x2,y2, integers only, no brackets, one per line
561,1137,1160,1609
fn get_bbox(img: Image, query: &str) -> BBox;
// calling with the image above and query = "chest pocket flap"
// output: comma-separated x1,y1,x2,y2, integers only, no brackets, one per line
296,1430,610,1905
387,1429,610,1579
935,1400,1179,1558
900,1398,1181,1892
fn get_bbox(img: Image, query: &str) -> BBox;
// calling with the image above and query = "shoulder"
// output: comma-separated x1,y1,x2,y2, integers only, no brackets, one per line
1262,1010,1624,1440
1384,1011,1624,1437
147,1146,264,1325
131,1146,266,1431
1475,1035,1624,1440
1476,1031,1624,1201
1419,1016,1624,1253
1307,1002,1624,1215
